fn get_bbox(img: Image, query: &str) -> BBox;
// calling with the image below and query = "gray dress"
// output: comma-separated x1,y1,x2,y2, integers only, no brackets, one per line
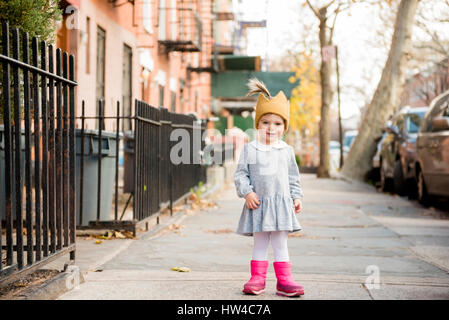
234,140,303,236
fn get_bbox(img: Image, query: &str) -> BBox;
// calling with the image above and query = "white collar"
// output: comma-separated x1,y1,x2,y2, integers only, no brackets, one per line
249,139,288,151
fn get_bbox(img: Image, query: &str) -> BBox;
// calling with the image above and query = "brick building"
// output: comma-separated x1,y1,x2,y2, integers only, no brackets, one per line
400,58,449,108
56,0,215,130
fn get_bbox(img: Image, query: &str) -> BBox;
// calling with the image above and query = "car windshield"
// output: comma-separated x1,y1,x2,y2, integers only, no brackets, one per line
343,135,355,148
330,142,340,150
406,111,426,133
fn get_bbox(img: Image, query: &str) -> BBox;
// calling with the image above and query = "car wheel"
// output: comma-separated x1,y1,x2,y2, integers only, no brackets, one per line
393,159,406,196
380,161,392,192
406,178,418,199
417,168,431,206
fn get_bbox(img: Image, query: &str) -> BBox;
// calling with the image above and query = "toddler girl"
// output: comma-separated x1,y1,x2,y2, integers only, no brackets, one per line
234,78,304,297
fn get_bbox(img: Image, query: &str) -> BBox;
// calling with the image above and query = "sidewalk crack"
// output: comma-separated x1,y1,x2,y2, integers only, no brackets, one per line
362,283,375,300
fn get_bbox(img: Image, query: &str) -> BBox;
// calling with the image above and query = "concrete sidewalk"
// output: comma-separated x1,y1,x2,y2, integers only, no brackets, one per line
57,174,449,300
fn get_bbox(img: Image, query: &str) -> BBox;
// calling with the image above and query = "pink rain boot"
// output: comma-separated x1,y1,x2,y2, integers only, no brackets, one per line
243,260,269,295
273,261,305,297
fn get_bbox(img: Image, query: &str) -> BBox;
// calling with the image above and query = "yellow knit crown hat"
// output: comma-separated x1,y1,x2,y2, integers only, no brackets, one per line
246,78,290,131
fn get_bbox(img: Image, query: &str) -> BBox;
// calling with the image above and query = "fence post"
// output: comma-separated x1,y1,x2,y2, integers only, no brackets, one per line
48,44,56,254
12,28,24,269
41,39,49,258
115,101,120,221
79,101,85,226
69,54,76,260
133,100,138,221
56,48,63,251
97,99,103,222
1,21,13,267
32,37,42,262
63,52,69,248
23,31,33,266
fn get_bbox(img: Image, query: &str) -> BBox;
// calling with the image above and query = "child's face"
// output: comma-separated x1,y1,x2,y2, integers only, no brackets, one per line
257,113,285,144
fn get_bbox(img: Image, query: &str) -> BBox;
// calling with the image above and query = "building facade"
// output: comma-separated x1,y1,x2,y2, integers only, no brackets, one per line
57,0,215,130
400,58,449,108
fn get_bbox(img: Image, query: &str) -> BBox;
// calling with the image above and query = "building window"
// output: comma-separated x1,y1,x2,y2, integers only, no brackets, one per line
179,89,184,113
122,44,133,131
159,85,165,107
195,91,198,113
143,0,153,34
170,0,176,40
96,26,106,130
86,16,90,74
158,0,166,40
171,91,176,112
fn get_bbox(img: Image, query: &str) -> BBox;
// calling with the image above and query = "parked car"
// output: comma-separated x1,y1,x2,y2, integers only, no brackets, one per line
415,90,449,205
343,130,358,158
378,106,428,195
329,140,341,174
372,131,388,185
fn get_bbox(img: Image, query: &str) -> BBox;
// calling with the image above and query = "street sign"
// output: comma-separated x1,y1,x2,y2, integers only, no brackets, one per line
322,45,336,62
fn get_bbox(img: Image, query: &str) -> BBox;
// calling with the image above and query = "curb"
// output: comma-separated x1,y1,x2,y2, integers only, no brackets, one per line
15,265,84,300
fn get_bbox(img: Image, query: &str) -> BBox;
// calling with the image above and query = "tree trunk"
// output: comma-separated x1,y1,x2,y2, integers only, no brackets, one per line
317,7,333,178
340,0,419,181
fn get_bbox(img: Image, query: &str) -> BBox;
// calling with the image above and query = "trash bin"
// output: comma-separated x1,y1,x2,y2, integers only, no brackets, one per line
0,125,26,220
123,131,134,194
75,129,122,226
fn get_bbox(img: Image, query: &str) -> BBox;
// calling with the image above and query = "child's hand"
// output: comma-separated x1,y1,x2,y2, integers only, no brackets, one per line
293,198,302,214
245,192,260,210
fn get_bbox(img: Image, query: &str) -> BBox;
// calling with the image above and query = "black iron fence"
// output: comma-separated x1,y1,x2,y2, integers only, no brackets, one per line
0,22,76,285
74,99,209,234
134,100,207,222
0,23,230,285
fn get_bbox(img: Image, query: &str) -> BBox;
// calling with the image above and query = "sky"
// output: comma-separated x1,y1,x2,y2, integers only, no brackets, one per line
235,0,449,120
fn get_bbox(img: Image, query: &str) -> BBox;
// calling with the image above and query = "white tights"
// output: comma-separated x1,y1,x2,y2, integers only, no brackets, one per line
252,231,289,262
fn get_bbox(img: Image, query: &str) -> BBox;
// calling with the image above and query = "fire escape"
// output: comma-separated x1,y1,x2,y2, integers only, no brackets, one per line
107,0,135,6
157,0,202,53
187,3,234,74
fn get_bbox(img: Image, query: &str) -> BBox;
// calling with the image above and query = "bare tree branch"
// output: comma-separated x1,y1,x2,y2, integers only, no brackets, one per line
328,3,341,42
415,18,448,56
323,0,338,10
305,0,321,19
413,44,448,56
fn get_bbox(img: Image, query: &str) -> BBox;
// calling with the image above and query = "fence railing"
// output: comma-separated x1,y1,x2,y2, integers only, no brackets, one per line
134,100,207,222
0,22,76,285
74,99,209,234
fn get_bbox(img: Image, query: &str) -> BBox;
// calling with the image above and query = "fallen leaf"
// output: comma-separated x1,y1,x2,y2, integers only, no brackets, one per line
189,193,199,202
169,224,184,230
206,228,232,234
96,230,113,240
95,240,102,244
122,231,136,239
171,266,191,272
288,232,306,238
173,206,183,212
114,231,126,239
